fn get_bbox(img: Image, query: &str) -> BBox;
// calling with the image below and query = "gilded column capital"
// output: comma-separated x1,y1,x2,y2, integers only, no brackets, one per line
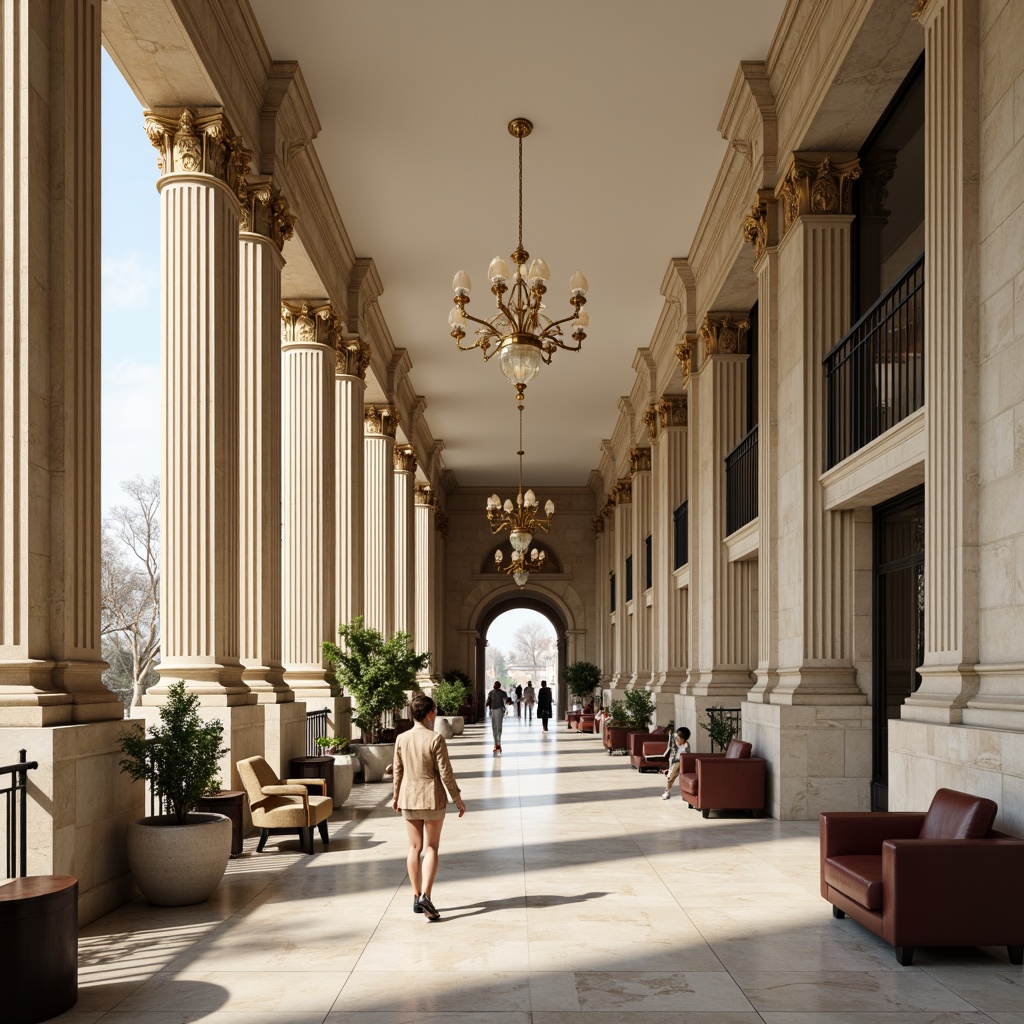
629,446,652,475
741,190,778,260
674,333,697,388
434,508,449,538
143,108,250,192
612,479,633,505
394,444,417,474
911,0,933,19
656,395,687,429
775,153,861,235
239,180,295,250
364,404,399,438
593,515,605,534
414,483,434,507
335,337,371,379
641,404,659,441
699,312,750,356
281,301,341,347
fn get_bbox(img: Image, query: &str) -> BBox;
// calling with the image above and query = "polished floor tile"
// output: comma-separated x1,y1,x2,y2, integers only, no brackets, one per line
68,717,1021,1022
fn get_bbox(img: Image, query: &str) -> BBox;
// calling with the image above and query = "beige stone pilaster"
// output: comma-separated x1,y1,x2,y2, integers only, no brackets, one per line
593,499,613,693
364,405,398,635
393,445,417,637
237,183,292,703
145,107,251,704
0,0,120,723
689,314,754,699
433,504,448,671
609,480,632,693
905,0,984,724
651,398,689,716
414,484,436,680
334,338,369,633
629,447,653,690
280,301,337,696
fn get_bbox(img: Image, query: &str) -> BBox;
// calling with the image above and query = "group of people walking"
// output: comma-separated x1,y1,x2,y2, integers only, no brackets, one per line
486,679,552,752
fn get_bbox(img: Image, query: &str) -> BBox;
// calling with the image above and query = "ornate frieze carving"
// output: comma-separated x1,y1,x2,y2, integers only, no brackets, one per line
393,444,417,474
239,180,295,250
775,153,861,235
144,108,250,192
364,404,399,438
281,301,340,348
612,479,632,505
656,396,687,429
674,333,696,387
629,446,652,475
335,337,371,379
700,312,750,356
641,404,659,441
414,483,434,507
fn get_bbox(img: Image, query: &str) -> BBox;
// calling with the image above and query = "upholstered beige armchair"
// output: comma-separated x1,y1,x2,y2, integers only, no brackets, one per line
237,756,333,855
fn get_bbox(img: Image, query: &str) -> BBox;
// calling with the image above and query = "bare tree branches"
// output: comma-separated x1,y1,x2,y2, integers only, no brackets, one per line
508,619,555,669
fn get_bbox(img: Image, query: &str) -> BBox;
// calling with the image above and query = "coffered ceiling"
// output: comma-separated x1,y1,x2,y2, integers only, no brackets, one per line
248,1,787,488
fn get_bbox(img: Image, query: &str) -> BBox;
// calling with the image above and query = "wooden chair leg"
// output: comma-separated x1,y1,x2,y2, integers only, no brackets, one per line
895,946,915,966
317,820,329,846
301,828,313,854
256,828,269,853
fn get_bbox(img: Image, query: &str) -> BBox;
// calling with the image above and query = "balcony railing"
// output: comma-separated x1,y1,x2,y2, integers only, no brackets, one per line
825,253,925,469
673,500,688,569
2,749,37,878
306,706,330,755
725,425,758,535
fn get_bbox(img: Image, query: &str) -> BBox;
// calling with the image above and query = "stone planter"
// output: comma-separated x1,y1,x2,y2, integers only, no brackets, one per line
126,812,232,907
434,717,454,739
437,715,464,736
332,754,355,806
353,742,393,783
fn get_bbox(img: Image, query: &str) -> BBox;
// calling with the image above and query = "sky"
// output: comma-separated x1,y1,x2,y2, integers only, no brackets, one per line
101,51,161,514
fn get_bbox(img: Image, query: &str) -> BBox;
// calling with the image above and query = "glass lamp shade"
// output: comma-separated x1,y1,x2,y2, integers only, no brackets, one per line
569,270,588,296
524,489,537,507
488,256,511,283
513,570,529,587
494,549,503,564
544,499,555,515
574,310,590,328
509,527,533,553
499,340,542,386
503,499,514,513
449,308,467,332
527,258,550,287
486,493,500,509
452,270,471,295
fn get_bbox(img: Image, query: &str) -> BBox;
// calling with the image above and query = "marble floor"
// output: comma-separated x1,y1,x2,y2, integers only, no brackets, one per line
57,717,1024,1024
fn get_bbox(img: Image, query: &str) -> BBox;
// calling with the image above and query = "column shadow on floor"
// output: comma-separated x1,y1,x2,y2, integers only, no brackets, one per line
440,890,611,920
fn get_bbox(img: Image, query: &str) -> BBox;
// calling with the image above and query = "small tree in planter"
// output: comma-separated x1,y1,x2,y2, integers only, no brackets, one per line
432,675,467,716
322,616,430,743
565,661,601,709
700,706,740,752
623,688,657,732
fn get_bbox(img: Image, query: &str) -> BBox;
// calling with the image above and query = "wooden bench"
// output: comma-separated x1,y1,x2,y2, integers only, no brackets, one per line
0,875,78,1024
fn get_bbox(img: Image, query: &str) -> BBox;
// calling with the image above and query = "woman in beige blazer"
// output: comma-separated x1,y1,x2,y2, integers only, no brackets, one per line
392,692,466,921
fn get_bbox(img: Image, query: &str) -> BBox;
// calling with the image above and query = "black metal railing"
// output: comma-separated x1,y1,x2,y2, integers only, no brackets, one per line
306,706,330,755
673,500,689,569
825,253,925,469
705,707,742,753
2,749,37,878
725,425,759,535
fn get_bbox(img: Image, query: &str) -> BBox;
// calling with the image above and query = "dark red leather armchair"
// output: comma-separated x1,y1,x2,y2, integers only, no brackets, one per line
629,730,669,771
820,788,1024,966
678,739,766,817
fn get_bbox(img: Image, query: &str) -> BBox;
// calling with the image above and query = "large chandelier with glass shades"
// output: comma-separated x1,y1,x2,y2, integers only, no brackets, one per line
448,118,589,397
488,392,555,588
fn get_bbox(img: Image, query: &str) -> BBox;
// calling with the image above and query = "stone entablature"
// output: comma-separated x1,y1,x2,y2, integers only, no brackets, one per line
775,152,861,235
364,404,399,438
281,301,340,348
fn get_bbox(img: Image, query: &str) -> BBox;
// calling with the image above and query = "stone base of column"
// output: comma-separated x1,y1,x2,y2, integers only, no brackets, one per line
262,701,309,782
744,700,872,820
0,661,73,726
687,669,753,699
52,660,125,723
902,664,981,724
767,665,866,706
241,665,293,705
0,720,144,926
745,668,780,703
146,663,253,707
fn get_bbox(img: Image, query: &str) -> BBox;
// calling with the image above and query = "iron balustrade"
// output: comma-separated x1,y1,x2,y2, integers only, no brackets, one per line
725,425,759,536
673,500,689,569
825,253,925,469
306,706,330,755
2,749,37,879
705,707,742,753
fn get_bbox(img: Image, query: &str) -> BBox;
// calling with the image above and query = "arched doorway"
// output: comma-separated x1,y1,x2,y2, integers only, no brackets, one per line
475,594,570,718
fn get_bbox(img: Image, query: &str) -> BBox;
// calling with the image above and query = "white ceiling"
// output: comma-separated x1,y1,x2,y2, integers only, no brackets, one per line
249,0,786,488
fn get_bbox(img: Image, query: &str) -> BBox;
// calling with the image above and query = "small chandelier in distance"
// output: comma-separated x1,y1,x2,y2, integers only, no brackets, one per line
487,391,554,588
449,118,589,397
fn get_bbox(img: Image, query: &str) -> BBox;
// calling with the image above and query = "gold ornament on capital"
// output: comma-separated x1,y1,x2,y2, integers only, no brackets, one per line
393,445,418,474
364,404,399,438
675,336,694,387
281,301,339,348
642,405,659,441
775,153,861,235
700,312,750,356
143,108,250,195
629,447,651,476
656,396,687,429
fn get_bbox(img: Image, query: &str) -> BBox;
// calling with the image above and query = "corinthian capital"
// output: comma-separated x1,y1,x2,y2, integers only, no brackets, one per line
364,404,399,438
641,404,659,441
240,180,295,250
775,152,860,235
629,447,652,475
675,333,696,388
394,444,417,474
143,108,250,192
335,337,371,379
414,483,434,507
656,396,687,429
700,313,750,357
741,190,777,260
281,301,341,348
612,479,632,505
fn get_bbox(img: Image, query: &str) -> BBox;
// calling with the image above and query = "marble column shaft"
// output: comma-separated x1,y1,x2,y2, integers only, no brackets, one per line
393,447,416,637
364,406,397,636
281,302,336,693
414,487,435,676
334,363,367,634
0,0,120,723
630,453,653,685
611,487,632,687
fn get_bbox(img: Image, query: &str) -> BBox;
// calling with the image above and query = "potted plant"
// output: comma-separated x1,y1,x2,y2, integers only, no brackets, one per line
322,616,430,782
119,681,232,906
623,688,657,732
701,705,740,752
432,672,469,735
603,698,632,754
315,735,355,806
565,661,601,710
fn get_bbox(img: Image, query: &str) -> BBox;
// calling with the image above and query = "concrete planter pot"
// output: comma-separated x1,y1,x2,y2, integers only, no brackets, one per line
437,715,464,736
354,742,393,783
332,754,355,805
126,812,232,906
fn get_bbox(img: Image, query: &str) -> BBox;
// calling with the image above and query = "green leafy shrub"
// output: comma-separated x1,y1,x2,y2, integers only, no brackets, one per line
608,699,629,726
700,706,740,752
315,735,349,754
432,675,468,715
623,688,657,731
564,661,602,704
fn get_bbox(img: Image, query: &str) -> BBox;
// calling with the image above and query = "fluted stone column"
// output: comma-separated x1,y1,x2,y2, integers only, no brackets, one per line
393,445,417,637
238,184,292,703
651,398,689,716
629,447,653,691
334,339,369,637
609,480,632,694
0,0,120,724
364,405,398,635
433,504,448,673
281,302,337,696
414,484,436,679
593,507,612,697
145,108,251,706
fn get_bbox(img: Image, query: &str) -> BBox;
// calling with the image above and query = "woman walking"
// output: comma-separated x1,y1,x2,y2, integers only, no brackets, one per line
523,680,536,724
392,693,466,922
536,679,553,732
485,680,509,753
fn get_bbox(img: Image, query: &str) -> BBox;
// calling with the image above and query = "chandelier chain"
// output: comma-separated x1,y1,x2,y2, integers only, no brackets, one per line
518,133,524,254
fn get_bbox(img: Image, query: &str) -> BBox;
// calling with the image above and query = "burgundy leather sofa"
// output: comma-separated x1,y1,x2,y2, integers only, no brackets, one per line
820,788,1024,966
629,729,670,771
678,738,766,817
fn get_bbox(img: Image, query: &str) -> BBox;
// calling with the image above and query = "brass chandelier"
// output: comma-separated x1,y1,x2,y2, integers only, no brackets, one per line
449,118,589,397
488,391,554,588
